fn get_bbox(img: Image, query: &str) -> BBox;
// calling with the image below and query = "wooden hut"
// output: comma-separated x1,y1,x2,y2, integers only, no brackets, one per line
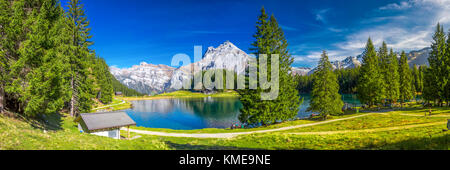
75,111,136,139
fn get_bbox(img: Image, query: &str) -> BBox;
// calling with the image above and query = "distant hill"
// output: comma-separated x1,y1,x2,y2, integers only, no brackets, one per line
405,47,431,67
306,47,431,75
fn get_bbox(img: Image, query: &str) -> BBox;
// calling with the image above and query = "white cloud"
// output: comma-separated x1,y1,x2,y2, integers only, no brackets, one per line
314,8,330,24
296,0,450,67
379,1,412,10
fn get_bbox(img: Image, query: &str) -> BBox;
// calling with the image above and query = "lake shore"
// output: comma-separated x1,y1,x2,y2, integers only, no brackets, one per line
117,90,240,101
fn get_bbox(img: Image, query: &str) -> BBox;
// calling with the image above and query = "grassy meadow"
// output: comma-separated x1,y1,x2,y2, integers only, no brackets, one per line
0,106,448,150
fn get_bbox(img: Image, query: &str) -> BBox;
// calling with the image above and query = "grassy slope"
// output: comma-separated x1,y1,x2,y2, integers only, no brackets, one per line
0,107,448,150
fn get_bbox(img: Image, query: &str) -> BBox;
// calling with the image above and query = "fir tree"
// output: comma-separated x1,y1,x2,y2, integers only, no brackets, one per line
238,7,268,125
378,41,388,103
0,0,11,112
426,23,447,106
445,29,450,106
398,51,413,108
7,0,66,116
239,7,301,125
412,64,422,94
268,14,301,122
308,51,343,120
93,57,113,104
65,0,94,116
384,49,400,106
417,65,425,93
357,38,384,107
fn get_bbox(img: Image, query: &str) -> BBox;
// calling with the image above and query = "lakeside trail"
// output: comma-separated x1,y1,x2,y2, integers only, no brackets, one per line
288,121,447,135
121,113,375,138
92,100,125,110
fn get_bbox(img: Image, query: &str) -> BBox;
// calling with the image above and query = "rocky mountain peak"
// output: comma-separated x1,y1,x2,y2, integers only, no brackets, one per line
111,41,251,94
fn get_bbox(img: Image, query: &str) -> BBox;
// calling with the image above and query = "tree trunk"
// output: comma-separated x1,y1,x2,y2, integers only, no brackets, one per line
0,86,5,113
70,75,75,117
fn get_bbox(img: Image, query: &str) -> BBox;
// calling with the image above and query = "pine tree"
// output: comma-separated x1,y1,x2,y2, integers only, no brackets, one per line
238,7,268,125
239,7,301,125
2,0,29,113
378,41,388,104
6,0,66,116
384,49,400,106
93,56,113,104
427,23,447,106
308,51,343,120
357,38,384,107
412,64,422,94
268,14,301,122
399,51,413,108
445,29,450,106
0,0,11,112
65,0,94,116
418,65,425,93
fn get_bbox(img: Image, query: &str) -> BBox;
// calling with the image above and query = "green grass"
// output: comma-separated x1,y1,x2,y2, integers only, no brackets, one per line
91,98,133,112
0,106,448,150
0,114,168,150
283,113,447,133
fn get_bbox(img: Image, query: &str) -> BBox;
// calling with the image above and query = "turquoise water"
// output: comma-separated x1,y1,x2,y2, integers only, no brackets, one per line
124,94,361,130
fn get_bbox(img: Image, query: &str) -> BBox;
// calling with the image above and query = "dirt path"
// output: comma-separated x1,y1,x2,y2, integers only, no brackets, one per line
121,113,374,138
92,100,125,110
288,121,447,135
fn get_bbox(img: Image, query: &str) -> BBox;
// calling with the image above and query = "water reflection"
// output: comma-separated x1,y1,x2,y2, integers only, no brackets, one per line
125,97,242,130
125,94,361,130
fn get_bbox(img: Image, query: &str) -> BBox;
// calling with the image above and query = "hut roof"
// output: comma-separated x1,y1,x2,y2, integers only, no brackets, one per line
75,111,136,131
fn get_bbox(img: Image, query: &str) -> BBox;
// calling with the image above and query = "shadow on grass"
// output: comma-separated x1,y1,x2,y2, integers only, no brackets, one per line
29,113,64,131
365,132,449,150
164,141,262,150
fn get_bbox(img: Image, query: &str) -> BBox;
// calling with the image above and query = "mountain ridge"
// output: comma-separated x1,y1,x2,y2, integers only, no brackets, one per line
111,43,432,94
111,41,251,94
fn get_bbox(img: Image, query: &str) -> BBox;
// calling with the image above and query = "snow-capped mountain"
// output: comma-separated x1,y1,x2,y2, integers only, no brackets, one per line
306,47,431,75
307,55,362,75
331,56,362,70
291,67,312,76
168,41,251,90
111,41,251,94
110,62,175,94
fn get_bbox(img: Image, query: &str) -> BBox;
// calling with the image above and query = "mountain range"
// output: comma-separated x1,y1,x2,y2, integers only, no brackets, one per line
111,41,250,94
111,41,432,94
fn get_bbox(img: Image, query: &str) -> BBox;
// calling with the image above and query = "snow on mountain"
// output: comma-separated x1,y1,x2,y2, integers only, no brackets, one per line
331,56,362,70
307,55,362,75
291,67,312,76
110,62,175,94
111,41,251,94
169,41,251,90
306,47,431,75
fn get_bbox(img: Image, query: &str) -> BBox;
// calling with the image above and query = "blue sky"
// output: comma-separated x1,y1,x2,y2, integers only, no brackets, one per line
60,0,450,68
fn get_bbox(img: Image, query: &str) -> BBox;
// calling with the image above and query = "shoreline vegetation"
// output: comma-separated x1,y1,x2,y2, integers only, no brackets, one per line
116,90,240,101
88,90,240,112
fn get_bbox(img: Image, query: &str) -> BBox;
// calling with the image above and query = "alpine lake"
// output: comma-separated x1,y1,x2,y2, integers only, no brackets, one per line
123,94,361,130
